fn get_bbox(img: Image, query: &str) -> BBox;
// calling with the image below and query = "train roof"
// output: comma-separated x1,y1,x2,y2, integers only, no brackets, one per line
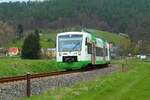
57,31,87,36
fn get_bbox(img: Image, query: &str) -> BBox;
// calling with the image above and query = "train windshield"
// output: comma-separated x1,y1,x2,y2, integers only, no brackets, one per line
58,34,83,52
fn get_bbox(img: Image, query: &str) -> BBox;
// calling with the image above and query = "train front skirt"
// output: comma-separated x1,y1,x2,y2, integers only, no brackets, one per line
57,61,108,70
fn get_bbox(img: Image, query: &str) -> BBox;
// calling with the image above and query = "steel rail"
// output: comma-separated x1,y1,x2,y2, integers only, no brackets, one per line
0,64,109,84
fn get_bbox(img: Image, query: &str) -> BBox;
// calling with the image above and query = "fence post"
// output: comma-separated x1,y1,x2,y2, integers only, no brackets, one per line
125,58,128,65
26,73,31,97
122,63,124,72
109,64,111,72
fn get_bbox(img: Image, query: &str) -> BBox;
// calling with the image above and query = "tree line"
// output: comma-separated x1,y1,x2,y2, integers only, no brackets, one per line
0,0,149,53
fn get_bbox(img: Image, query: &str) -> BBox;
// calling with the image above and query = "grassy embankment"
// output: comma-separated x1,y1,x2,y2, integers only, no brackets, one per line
0,57,61,78
24,59,150,100
87,29,130,46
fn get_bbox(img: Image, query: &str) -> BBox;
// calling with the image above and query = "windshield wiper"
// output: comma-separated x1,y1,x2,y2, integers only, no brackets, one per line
72,42,81,51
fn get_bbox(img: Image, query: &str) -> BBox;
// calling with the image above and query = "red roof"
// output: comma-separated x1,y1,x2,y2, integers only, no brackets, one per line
8,47,19,54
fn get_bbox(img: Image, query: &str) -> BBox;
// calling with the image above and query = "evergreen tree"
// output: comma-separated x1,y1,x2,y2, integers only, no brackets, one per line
21,33,41,59
16,24,24,39
34,29,39,39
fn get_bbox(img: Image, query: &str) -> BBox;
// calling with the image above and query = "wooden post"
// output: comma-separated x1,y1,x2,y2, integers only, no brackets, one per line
26,73,31,97
109,64,111,72
125,58,127,65
122,63,124,72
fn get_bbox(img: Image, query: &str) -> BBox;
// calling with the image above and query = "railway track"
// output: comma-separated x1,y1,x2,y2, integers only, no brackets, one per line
0,64,110,84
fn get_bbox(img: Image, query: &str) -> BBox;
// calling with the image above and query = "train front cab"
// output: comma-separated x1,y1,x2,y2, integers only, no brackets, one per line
56,32,88,70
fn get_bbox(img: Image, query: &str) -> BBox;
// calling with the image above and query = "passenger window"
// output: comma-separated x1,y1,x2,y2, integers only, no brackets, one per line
96,47,103,56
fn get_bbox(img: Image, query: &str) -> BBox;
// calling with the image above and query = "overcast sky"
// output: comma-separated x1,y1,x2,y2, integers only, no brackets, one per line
0,0,44,3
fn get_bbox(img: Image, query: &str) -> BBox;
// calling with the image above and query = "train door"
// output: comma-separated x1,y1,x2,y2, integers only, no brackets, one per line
103,47,107,61
92,42,96,64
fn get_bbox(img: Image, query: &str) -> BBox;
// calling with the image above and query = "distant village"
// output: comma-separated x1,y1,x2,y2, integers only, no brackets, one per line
0,32,148,60
0,47,56,59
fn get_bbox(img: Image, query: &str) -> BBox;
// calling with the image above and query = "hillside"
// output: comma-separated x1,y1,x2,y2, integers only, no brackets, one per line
5,29,130,49
0,21,15,46
0,0,149,53
6,32,56,48
0,0,150,43
87,29,130,46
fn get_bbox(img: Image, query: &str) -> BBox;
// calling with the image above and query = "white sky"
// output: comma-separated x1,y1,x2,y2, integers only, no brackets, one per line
0,0,45,3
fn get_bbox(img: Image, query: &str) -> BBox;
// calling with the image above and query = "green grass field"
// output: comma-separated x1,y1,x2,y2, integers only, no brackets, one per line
0,57,61,78
6,32,57,48
87,29,130,45
23,59,150,100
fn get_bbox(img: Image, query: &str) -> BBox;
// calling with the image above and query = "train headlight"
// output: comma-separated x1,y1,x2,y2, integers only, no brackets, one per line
78,52,81,56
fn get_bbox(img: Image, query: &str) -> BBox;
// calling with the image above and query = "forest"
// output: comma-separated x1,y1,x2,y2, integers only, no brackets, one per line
0,0,149,53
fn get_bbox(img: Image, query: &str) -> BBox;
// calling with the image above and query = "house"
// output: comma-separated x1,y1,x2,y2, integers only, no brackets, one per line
119,33,129,38
8,47,20,56
46,48,56,59
136,54,147,60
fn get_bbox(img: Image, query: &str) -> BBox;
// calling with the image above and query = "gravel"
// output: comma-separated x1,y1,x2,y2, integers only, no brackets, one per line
0,66,118,100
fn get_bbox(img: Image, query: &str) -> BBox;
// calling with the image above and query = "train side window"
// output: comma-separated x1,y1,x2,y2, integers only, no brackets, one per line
87,43,92,54
96,47,103,56
105,48,108,56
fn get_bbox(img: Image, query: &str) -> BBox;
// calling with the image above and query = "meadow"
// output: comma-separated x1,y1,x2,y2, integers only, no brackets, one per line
24,59,150,100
